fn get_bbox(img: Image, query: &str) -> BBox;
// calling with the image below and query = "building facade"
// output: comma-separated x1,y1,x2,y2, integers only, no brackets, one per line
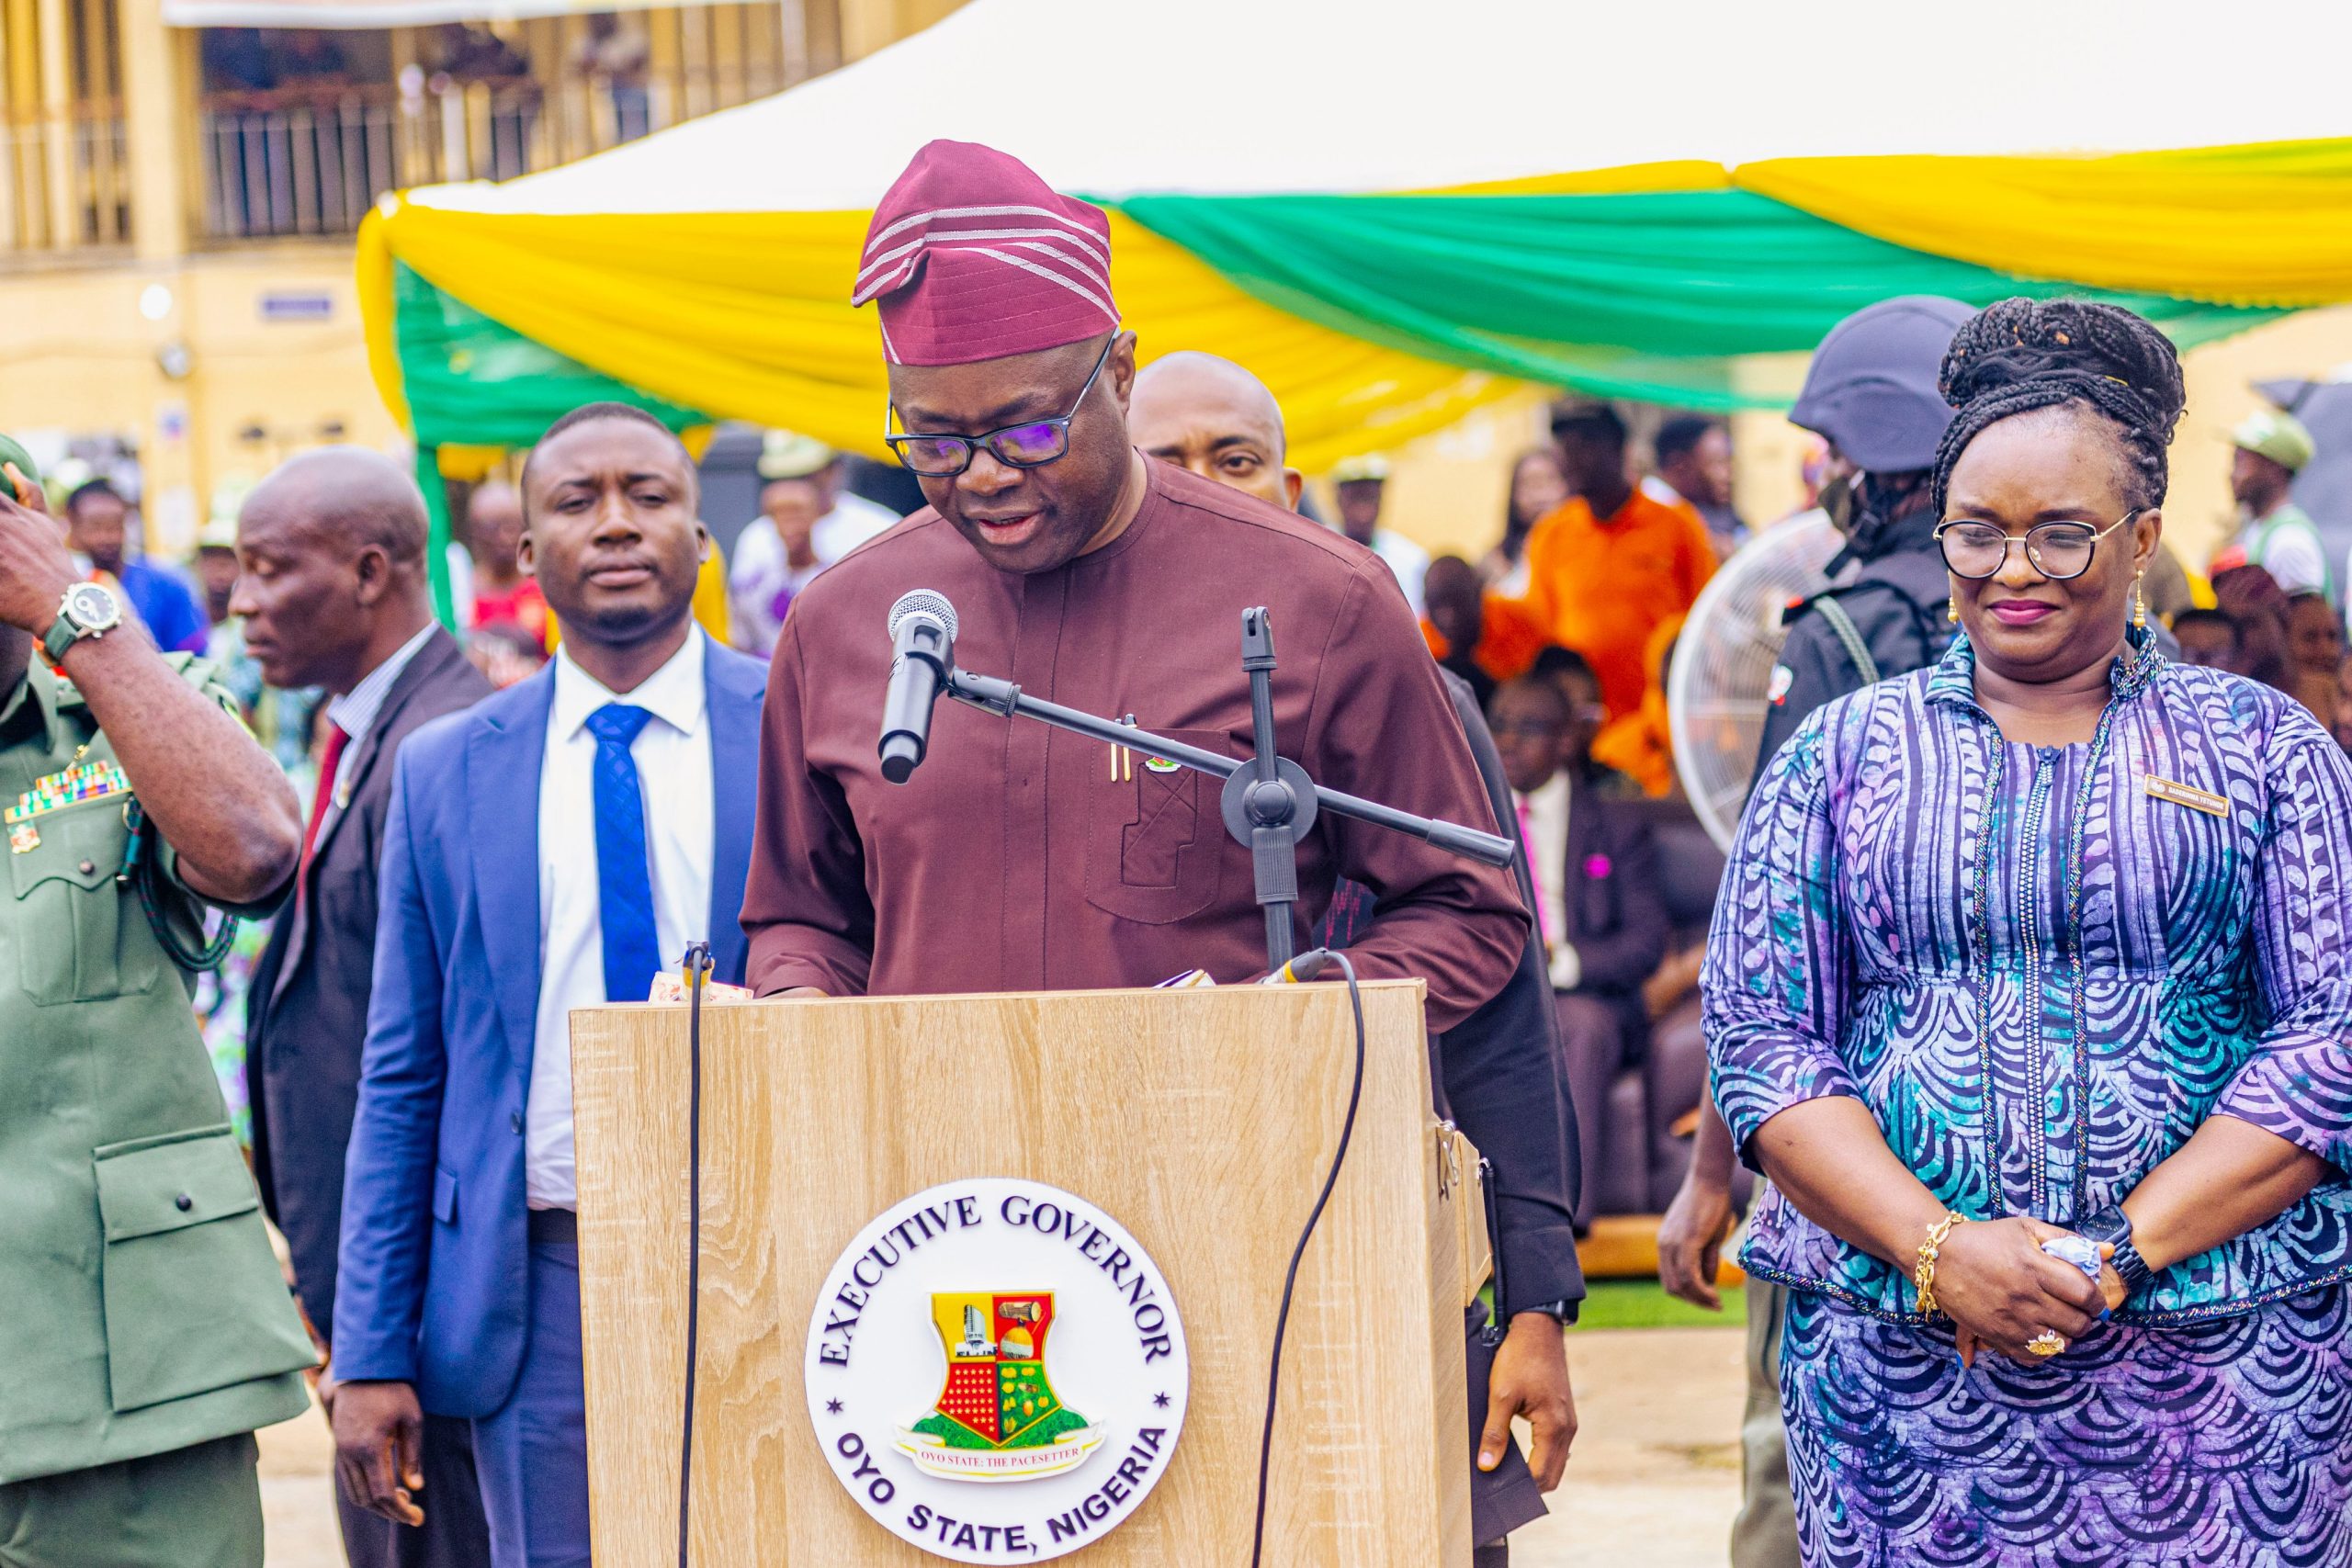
0,0,960,553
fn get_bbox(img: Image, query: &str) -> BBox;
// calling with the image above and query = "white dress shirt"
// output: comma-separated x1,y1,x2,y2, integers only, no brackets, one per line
321,618,439,818
1370,528,1431,616
527,632,714,1210
1511,770,1580,991
811,490,899,563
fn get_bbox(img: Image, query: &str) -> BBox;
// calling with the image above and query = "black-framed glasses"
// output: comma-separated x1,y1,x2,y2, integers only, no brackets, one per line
1934,511,2141,581
884,339,1113,478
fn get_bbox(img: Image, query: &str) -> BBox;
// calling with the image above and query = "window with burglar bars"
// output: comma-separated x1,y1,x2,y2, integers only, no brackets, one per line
198,4,834,242
0,0,132,257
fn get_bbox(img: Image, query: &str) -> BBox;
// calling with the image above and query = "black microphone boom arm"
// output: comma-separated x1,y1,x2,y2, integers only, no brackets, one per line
941,670,1514,865
940,613,1513,971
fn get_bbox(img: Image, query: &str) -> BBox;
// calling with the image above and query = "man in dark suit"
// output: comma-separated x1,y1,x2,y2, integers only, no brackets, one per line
334,405,767,1568
1130,352,1580,1568
1491,660,1670,1224
233,448,494,1568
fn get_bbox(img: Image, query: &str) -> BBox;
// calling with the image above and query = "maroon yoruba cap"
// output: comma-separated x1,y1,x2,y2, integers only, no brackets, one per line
853,140,1118,367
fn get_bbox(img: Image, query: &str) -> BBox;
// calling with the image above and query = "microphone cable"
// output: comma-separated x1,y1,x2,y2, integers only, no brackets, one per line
676,941,713,1568
1247,950,1366,1568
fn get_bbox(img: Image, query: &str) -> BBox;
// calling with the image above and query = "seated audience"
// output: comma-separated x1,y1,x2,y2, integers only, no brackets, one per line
1489,661,1668,1226
2170,607,2242,671
2335,651,2352,756
2211,564,2294,692
2288,589,2345,719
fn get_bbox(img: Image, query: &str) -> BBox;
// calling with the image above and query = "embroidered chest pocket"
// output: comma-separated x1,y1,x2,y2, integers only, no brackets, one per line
8,796,153,1004
1084,728,1229,925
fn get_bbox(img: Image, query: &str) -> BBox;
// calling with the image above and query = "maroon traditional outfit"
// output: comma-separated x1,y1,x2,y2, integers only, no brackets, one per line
741,141,1526,1028
745,458,1525,1025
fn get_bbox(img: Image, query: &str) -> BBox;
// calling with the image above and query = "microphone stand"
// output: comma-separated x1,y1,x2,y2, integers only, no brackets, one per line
938,606,1515,974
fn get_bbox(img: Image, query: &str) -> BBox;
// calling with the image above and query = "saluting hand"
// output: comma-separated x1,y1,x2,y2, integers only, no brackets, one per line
0,464,77,637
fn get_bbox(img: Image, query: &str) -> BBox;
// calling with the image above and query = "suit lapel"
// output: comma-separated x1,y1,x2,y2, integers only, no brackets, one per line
470,665,553,1075
276,632,456,997
1559,773,1592,936
302,630,465,874
702,638,763,986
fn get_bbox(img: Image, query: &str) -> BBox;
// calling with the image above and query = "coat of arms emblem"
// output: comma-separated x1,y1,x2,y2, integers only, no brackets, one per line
894,1292,1104,1481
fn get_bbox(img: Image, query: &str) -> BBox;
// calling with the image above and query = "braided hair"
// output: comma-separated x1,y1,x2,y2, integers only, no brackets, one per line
1929,299,2187,518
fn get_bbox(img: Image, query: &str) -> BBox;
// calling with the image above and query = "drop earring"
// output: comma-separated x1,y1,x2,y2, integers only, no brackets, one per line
1948,592,1960,625
2132,573,2147,630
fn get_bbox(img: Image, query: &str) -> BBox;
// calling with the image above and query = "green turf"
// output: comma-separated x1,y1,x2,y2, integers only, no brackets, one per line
1566,1279,1747,1331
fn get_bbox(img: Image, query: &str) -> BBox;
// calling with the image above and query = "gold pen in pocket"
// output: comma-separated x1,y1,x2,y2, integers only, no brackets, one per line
1110,714,1137,783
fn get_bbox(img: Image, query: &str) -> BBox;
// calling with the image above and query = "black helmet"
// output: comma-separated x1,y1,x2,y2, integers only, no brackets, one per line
1790,297,1974,474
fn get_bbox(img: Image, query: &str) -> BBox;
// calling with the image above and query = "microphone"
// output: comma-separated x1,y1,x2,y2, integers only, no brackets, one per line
878,590,958,784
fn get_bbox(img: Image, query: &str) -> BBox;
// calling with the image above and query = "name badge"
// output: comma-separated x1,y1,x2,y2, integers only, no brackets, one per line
2143,775,2228,818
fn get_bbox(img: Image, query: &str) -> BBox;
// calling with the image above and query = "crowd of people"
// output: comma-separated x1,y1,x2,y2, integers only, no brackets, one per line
8,134,2352,1568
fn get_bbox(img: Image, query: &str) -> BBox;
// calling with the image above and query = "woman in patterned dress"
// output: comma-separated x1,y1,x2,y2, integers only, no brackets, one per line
1706,298,2352,1568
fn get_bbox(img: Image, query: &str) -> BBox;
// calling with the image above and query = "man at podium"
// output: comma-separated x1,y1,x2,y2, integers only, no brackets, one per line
742,139,1527,1035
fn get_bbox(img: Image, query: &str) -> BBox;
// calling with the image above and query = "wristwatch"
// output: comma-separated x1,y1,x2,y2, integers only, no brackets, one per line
43,581,120,664
2075,1206,2157,1297
1519,1298,1577,1325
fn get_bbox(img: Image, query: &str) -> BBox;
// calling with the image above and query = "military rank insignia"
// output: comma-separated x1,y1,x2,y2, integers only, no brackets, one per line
6,759,130,851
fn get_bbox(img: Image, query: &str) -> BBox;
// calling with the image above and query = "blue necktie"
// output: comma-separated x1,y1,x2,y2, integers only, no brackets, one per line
584,703,662,1004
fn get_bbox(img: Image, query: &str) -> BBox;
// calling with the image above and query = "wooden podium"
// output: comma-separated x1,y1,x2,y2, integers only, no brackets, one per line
570,981,1479,1565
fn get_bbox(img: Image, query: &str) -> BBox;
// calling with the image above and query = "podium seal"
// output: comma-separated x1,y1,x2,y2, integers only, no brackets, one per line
805,1178,1191,1562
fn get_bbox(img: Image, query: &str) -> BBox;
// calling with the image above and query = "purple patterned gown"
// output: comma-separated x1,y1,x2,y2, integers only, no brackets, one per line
1706,629,2352,1566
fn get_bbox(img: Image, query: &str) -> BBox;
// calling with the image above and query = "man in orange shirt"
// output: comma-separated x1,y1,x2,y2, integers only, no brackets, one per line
1519,404,1717,721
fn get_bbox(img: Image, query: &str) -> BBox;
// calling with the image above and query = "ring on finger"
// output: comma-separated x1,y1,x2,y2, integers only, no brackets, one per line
2026,1329,2065,1358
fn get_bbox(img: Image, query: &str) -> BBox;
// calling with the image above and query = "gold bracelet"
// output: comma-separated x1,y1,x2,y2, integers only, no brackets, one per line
1912,1212,1969,1316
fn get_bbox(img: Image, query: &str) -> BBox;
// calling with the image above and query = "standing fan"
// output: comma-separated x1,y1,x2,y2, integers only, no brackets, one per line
1668,510,1846,852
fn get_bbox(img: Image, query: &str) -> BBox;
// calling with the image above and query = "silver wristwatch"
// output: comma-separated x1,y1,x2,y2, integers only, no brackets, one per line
43,581,121,663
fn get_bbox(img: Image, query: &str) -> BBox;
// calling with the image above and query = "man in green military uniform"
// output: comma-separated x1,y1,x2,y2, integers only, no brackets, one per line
0,462,312,1567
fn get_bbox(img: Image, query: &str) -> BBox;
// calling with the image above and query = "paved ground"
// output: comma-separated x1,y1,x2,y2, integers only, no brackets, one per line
1512,1326,1746,1566
261,1325,1747,1565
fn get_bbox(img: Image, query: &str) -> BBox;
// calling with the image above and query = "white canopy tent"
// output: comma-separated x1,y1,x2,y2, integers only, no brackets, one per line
412,0,2352,214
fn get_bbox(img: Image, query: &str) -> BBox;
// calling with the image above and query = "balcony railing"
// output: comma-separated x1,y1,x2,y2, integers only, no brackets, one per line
200,55,793,243
0,102,131,258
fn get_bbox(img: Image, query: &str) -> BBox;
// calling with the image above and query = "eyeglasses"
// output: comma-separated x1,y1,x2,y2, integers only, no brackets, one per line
1934,511,2141,581
884,339,1114,478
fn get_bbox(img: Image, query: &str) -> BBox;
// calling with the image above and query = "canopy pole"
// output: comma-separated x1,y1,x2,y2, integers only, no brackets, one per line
417,444,458,630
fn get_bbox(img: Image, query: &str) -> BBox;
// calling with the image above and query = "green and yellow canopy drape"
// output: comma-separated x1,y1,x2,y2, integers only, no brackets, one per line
368,135,2352,467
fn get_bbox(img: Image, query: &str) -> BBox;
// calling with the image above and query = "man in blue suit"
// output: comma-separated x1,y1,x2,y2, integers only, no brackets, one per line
331,404,768,1567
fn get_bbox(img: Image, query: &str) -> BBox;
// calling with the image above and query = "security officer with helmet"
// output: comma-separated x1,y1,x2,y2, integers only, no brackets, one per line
1755,296,1976,769
0,452,313,1566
